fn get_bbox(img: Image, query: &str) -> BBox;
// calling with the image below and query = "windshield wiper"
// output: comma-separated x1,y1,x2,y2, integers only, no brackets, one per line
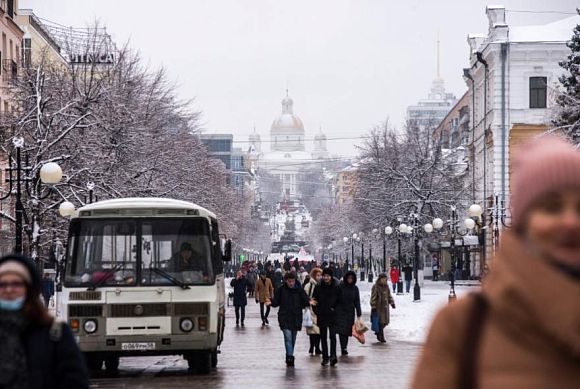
149,266,191,290
87,263,125,291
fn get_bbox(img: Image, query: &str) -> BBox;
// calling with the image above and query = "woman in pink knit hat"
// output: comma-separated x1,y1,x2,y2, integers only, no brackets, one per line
411,136,580,389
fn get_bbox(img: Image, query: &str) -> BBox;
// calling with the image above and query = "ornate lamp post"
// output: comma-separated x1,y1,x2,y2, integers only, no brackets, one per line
385,220,410,295
406,214,434,301
1,137,64,254
468,193,511,275
431,206,474,302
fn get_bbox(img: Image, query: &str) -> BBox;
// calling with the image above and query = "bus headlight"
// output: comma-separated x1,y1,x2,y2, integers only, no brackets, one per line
83,319,98,334
180,318,194,332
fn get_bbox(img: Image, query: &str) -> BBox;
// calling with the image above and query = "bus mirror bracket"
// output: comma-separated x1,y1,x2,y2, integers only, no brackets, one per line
223,239,232,262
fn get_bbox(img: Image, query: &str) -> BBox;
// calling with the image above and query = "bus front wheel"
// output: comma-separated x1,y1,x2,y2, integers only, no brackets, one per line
84,354,103,372
186,351,211,374
104,356,120,372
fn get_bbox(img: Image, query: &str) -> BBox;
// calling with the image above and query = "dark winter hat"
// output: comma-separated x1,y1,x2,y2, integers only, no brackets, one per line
0,254,41,294
377,273,388,281
180,242,193,251
322,267,334,277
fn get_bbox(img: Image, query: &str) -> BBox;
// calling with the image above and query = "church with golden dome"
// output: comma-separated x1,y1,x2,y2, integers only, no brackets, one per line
248,92,329,198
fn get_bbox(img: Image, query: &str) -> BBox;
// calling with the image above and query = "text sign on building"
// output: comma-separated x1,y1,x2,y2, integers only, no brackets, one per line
67,52,115,65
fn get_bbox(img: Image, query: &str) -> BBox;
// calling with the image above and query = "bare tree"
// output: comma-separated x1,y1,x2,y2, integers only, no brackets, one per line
0,26,243,261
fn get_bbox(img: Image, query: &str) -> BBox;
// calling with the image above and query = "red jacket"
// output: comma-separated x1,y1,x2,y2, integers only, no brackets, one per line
390,268,399,284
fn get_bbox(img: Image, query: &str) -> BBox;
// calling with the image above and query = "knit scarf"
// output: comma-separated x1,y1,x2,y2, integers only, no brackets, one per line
0,311,28,389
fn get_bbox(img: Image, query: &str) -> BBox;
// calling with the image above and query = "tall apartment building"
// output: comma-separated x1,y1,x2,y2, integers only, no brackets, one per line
0,0,23,255
199,134,247,197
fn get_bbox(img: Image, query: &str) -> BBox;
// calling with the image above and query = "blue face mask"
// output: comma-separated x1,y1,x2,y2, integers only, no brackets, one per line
0,296,25,311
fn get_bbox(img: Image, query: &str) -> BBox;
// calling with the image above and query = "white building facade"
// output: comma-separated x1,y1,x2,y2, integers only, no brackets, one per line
464,5,579,268
251,93,329,199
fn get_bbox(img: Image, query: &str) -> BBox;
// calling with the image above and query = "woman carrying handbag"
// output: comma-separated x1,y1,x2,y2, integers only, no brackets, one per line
370,273,395,343
303,268,322,355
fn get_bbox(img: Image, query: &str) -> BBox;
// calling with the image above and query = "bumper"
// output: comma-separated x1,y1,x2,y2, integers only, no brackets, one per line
78,333,218,355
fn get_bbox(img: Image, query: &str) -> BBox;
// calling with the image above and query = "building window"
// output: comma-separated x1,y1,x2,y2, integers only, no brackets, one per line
22,38,31,68
529,77,547,109
6,0,13,18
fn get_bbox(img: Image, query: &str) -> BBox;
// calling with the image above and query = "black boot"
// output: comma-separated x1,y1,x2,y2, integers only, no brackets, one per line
379,331,386,343
308,345,314,355
321,358,329,366
341,349,348,356
288,356,295,367
330,357,338,366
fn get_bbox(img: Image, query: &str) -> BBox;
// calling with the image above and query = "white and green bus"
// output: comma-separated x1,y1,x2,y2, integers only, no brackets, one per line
59,198,231,374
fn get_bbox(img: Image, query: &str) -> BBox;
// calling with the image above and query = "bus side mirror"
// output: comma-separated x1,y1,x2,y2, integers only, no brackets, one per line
223,239,232,262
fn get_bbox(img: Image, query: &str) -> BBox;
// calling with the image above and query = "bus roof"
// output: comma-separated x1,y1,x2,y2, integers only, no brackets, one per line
75,198,217,219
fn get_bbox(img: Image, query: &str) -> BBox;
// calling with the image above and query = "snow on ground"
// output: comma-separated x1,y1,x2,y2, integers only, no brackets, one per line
357,279,477,343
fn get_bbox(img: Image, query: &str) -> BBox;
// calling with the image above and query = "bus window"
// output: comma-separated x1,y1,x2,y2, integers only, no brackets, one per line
141,218,214,286
210,218,223,274
65,220,137,287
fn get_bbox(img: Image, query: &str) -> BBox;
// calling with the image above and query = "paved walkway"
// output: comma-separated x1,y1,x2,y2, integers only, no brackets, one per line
90,291,423,388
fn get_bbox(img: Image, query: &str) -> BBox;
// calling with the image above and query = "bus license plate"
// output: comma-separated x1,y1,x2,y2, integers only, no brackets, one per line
121,342,156,351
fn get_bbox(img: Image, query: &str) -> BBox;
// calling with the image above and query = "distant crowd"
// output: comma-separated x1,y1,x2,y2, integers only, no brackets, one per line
229,256,396,367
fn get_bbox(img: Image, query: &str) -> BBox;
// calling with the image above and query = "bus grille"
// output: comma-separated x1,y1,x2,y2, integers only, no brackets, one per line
69,291,102,301
109,303,168,317
69,305,103,317
174,303,208,315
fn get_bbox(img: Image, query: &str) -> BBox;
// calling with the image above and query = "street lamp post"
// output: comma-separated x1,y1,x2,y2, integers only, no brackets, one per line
1,137,64,255
359,234,365,281
406,214,435,301
469,193,511,277
432,206,474,302
385,222,409,295
382,227,387,273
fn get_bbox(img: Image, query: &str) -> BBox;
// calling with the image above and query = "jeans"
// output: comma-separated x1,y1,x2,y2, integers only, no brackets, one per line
405,280,411,293
234,305,245,324
282,329,298,357
319,325,337,359
392,283,397,293
259,302,270,322
433,270,438,281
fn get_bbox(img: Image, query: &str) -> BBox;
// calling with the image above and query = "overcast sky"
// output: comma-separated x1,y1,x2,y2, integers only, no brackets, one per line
21,0,579,156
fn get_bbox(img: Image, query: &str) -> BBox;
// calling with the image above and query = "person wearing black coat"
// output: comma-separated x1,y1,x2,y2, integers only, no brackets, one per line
272,268,284,291
0,254,88,389
230,271,249,326
403,264,413,293
269,272,313,367
335,271,362,356
312,267,341,366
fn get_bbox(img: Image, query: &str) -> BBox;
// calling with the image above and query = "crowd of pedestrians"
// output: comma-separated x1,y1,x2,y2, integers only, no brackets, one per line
231,255,394,368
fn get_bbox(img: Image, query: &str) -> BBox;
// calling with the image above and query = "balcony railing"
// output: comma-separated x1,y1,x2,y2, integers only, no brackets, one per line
2,59,17,83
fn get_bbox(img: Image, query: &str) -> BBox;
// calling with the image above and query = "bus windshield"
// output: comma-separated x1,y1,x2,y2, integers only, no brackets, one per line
65,218,215,287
